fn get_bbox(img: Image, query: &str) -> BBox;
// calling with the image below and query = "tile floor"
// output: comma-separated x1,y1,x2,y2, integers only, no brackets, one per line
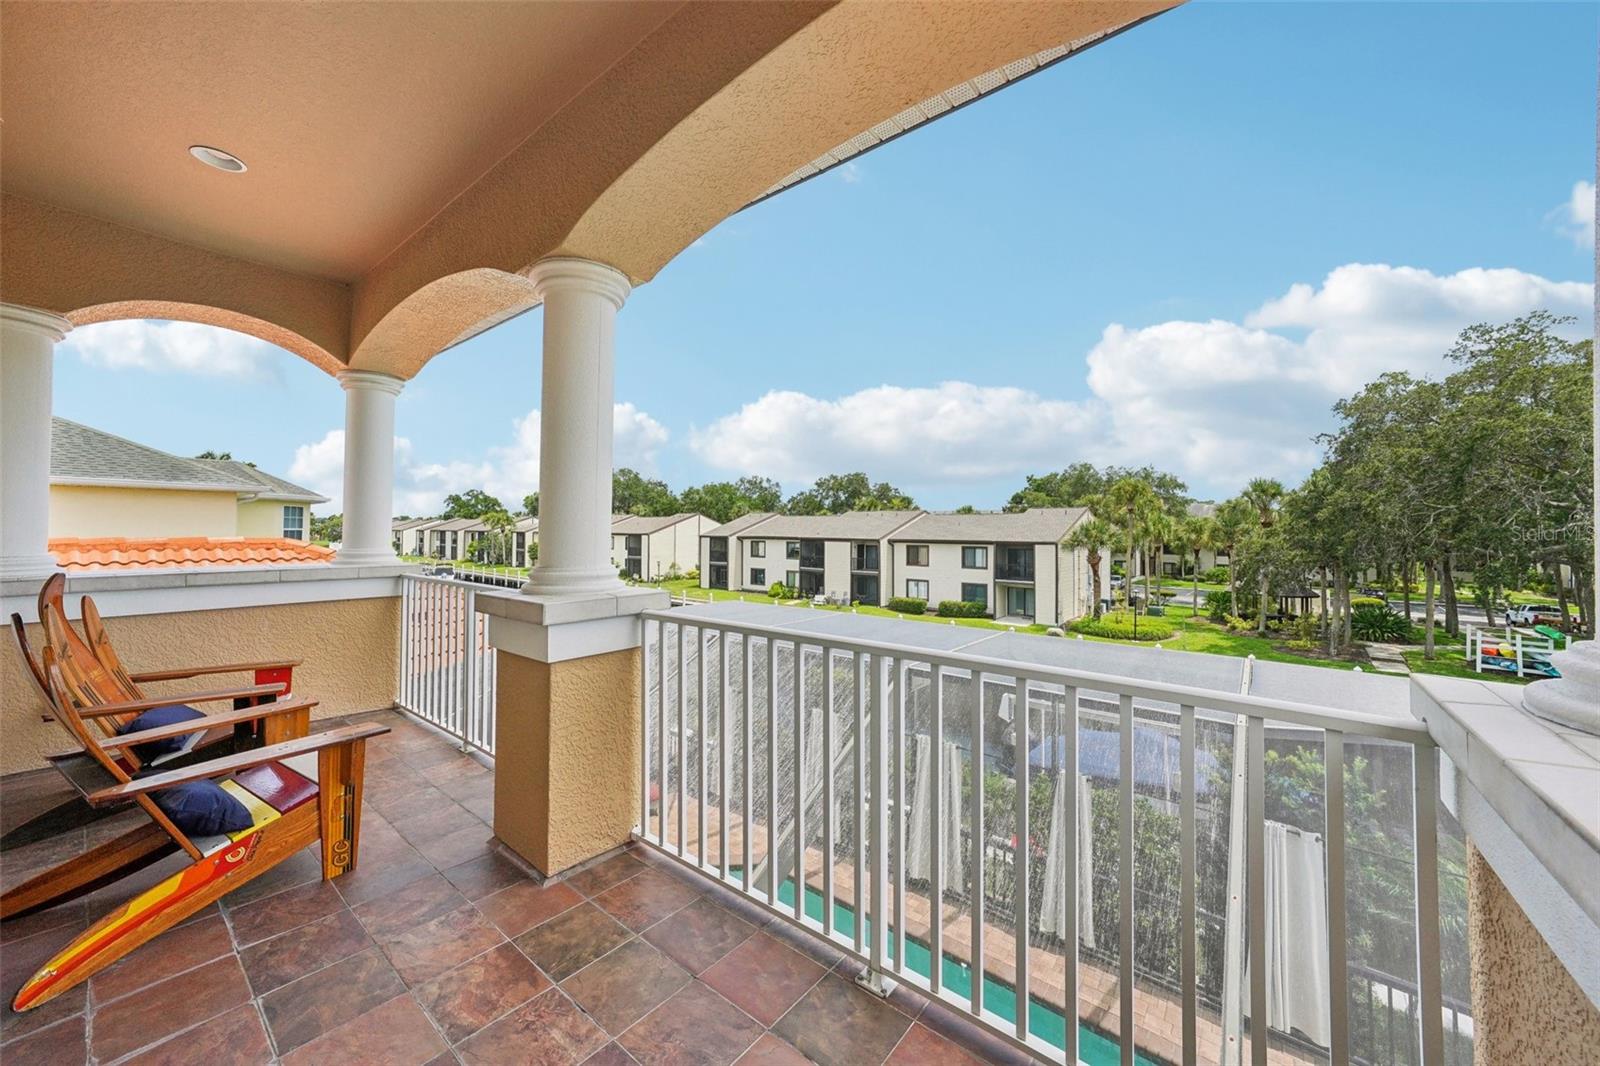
1,710,1041,1065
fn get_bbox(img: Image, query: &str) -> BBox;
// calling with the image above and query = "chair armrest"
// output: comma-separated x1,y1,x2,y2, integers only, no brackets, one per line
128,660,302,683
77,684,288,719
97,698,318,752
88,723,386,805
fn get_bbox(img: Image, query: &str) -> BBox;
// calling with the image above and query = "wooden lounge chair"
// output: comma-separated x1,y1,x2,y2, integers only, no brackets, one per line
5,638,386,1012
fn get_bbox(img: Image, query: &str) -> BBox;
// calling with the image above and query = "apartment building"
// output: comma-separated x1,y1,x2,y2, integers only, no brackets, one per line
611,513,708,579
397,514,538,565
698,510,922,604
699,512,779,592
888,508,1104,624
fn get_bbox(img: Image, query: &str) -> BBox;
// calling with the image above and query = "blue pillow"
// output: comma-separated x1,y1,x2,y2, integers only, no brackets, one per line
153,780,254,837
119,704,205,763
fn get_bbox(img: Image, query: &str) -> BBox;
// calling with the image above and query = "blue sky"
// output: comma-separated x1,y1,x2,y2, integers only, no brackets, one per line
55,1,1597,516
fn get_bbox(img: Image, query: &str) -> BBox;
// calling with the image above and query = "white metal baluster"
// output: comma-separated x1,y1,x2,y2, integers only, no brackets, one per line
462,587,477,750
743,634,754,890
1120,692,1135,1066
699,626,709,866
1413,744,1444,1066
866,652,890,991
1181,704,1198,1066
399,578,411,710
854,651,867,956
427,582,439,727
822,647,836,938
794,640,806,922
930,665,944,996
1063,686,1080,1066
640,618,651,836
1326,728,1349,1066
1013,678,1030,1042
1247,715,1267,1066
677,622,688,857
657,622,668,847
719,626,731,881
893,657,906,973
767,636,779,905
970,672,986,1019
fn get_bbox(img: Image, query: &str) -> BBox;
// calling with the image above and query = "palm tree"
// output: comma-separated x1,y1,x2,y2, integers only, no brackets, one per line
1243,477,1287,635
1168,514,1215,616
1142,509,1176,614
1064,517,1117,618
1096,478,1160,631
1214,498,1253,616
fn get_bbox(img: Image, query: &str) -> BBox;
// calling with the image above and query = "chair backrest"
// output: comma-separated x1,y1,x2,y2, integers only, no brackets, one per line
80,595,142,700
10,613,57,723
36,583,137,722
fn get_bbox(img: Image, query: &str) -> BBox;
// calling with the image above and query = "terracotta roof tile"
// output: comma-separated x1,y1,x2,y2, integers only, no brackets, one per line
48,537,335,571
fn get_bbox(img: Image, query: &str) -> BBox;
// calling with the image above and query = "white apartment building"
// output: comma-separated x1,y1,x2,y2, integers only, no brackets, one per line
704,510,924,604
887,508,1105,624
612,513,709,579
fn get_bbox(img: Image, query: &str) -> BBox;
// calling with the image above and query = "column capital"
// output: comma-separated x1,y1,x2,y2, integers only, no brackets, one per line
526,257,631,310
1,304,72,344
336,368,405,396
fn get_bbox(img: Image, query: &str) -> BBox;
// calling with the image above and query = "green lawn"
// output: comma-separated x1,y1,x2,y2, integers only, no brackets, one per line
1402,646,1534,685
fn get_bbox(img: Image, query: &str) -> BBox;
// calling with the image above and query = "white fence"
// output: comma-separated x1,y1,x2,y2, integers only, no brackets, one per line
398,573,496,753
636,609,1448,1066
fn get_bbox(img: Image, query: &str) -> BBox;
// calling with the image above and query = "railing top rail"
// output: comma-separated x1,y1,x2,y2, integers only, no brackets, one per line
640,608,1431,743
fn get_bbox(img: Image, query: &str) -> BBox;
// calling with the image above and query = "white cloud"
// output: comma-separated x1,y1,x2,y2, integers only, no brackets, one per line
62,319,277,380
692,263,1592,497
1550,180,1595,248
292,403,669,515
838,161,863,184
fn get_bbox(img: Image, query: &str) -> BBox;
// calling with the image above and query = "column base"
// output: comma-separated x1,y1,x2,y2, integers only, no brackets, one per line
1523,640,1600,736
522,564,625,596
332,550,401,567
0,555,62,582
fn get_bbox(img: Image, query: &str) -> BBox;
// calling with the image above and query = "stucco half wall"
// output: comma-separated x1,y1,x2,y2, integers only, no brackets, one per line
1,595,398,775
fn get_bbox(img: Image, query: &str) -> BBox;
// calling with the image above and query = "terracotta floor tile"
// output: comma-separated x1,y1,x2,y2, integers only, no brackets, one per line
259,946,407,1054
884,1022,985,1066
513,903,634,982
912,998,1038,1066
240,906,373,994
90,955,251,1062
457,988,608,1066
120,1003,273,1066
641,896,757,975
0,1014,85,1064
0,922,88,1044
397,800,486,846
282,992,448,1066
591,867,701,931
90,913,233,1005
562,939,689,1035
351,871,467,938
701,933,826,1027
0,896,87,944
566,852,647,897
333,848,438,908
414,941,551,1043
771,975,913,1066
476,878,583,937
619,982,764,1066
227,879,345,947
377,904,505,986
216,844,322,909
421,754,491,786
583,1043,639,1066
733,1033,812,1066
442,851,533,901
413,823,496,871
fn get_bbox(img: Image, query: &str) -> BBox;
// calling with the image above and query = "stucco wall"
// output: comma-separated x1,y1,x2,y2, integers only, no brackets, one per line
1,595,398,775
1467,842,1600,1062
237,499,308,539
49,484,240,539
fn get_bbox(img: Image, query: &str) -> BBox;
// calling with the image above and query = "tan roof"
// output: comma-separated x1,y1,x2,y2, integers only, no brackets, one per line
890,508,1092,543
734,511,924,541
612,513,704,535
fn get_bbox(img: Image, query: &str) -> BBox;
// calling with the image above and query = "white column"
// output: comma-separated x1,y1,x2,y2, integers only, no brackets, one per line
334,369,404,566
1,304,71,580
524,257,631,596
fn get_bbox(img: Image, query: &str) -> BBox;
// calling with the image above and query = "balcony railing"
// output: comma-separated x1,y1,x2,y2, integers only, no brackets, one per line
398,573,497,753
635,607,1451,1066
996,559,1036,582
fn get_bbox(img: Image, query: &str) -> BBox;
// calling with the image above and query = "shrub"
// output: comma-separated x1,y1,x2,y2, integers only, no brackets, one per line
1200,565,1230,584
768,581,798,600
1204,590,1233,622
1351,604,1409,642
1350,595,1387,608
1072,611,1174,642
936,599,987,618
684,568,699,583
886,596,927,614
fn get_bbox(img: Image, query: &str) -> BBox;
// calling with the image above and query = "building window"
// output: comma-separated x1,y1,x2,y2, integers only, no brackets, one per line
786,541,800,559
750,541,766,558
961,546,988,569
786,570,799,589
906,579,929,600
751,568,766,586
283,505,305,540
961,583,987,608
906,544,929,567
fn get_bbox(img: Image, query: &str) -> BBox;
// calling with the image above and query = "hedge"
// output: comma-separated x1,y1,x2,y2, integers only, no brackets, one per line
936,599,988,618
1072,611,1175,641
886,597,927,614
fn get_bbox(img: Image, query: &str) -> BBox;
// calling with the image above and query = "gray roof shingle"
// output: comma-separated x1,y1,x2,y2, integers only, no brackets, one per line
50,419,324,501
733,510,924,540
890,508,1092,543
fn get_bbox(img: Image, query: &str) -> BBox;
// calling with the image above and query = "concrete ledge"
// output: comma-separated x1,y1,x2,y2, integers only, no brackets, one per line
476,584,668,627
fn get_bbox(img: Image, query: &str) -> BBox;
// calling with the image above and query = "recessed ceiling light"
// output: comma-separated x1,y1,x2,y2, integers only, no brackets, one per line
189,145,247,173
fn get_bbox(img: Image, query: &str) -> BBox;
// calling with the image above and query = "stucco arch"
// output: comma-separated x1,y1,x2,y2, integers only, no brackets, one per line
347,268,539,379
69,300,343,377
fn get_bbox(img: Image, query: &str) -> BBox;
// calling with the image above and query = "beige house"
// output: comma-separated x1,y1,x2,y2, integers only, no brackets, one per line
612,512,709,580
48,418,325,541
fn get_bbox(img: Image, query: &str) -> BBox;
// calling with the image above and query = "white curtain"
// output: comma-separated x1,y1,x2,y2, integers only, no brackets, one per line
1249,820,1331,1046
1040,771,1096,950
906,733,963,883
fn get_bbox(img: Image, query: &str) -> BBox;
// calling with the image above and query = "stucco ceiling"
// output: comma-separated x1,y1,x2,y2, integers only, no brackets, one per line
0,1,683,281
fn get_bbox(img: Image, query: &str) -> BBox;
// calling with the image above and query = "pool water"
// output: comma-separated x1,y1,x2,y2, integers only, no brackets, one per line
757,876,1157,1066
